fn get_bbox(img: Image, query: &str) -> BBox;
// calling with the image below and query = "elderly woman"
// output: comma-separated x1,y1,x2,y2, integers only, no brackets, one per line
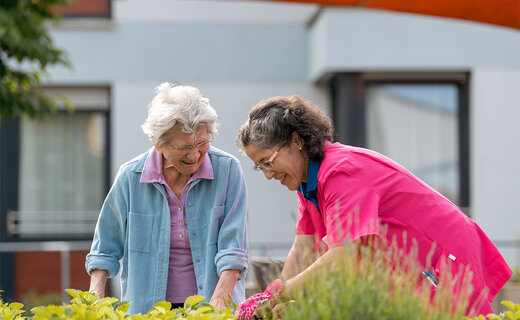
234,96,511,319
86,83,248,314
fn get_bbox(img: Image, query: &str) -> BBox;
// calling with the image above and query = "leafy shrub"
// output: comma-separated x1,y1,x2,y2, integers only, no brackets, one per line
0,289,236,320
277,236,475,320
19,288,62,318
464,301,520,320
0,290,25,320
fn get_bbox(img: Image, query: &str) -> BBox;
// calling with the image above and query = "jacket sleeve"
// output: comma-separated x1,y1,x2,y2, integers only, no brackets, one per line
85,166,129,278
214,159,249,280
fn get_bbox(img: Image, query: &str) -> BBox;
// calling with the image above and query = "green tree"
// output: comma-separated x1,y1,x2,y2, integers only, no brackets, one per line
0,0,70,119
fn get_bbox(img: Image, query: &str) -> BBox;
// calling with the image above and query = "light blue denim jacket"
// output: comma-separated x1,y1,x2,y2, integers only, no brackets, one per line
86,147,248,314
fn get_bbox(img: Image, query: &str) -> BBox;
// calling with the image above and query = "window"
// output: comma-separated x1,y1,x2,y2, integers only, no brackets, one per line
331,73,469,209
0,86,110,240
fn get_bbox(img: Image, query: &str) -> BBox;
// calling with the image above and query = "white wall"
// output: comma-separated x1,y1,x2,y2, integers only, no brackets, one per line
310,8,520,81
471,69,520,264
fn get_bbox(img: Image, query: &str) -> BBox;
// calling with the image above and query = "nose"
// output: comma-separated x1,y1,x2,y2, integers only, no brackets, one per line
185,148,201,161
262,169,275,180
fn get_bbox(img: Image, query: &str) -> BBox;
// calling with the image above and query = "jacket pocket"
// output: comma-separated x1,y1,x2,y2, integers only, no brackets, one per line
129,212,154,253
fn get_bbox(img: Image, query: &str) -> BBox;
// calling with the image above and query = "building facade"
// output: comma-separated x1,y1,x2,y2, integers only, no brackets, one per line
1,0,519,301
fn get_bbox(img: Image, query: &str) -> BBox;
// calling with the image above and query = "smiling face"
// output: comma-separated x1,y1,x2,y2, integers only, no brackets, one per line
244,133,308,191
155,125,211,177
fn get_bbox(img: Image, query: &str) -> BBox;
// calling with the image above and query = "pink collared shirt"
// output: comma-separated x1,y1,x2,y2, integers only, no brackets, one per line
141,148,213,303
296,141,511,316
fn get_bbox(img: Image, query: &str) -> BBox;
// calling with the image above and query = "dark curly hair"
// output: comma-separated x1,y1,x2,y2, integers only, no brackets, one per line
236,96,334,162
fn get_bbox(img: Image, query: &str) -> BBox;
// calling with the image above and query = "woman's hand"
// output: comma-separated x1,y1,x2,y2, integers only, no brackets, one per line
209,269,240,310
209,295,231,310
235,279,284,320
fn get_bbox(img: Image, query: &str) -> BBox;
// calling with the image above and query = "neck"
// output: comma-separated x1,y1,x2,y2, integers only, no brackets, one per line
162,158,192,188
302,157,309,182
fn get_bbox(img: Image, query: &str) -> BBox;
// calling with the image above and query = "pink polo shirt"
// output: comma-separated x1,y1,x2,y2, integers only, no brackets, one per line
141,148,213,303
296,141,512,316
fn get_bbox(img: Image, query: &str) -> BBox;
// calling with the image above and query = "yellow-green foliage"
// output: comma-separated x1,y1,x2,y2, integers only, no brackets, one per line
0,301,25,320
464,301,520,320
0,289,236,320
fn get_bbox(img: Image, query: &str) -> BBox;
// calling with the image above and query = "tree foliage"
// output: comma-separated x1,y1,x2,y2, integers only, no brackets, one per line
0,0,70,119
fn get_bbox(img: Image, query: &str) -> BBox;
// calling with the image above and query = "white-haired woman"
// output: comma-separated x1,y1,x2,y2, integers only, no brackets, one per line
86,83,248,314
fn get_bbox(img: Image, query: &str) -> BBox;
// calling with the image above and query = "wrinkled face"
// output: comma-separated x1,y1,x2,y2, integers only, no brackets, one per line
244,136,308,191
155,125,211,176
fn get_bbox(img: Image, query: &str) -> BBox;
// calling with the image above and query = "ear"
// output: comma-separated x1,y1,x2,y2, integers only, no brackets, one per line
291,132,303,149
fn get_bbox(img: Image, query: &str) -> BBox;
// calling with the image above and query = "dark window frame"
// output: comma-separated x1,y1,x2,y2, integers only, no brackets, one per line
0,107,111,242
330,72,470,210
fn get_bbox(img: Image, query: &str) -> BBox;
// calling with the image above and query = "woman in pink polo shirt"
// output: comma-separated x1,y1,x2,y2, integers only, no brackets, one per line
234,95,512,319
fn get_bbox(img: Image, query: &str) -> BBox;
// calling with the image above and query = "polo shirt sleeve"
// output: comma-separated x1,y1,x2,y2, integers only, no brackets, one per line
319,168,380,246
296,192,315,235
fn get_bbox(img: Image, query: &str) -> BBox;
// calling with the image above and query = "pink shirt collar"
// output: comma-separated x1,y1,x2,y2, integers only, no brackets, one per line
140,148,214,184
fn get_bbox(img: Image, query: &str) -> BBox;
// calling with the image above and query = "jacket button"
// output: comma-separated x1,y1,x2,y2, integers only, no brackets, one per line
196,258,200,263
198,285,203,290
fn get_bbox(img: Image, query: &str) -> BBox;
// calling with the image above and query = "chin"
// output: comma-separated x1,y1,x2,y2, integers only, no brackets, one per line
286,184,299,191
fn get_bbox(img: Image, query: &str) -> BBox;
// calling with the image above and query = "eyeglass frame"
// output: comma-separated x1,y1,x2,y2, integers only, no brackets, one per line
253,145,282,172
167,137,214,153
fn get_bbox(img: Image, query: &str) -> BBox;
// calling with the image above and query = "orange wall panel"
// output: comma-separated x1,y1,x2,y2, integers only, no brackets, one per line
265,0,520,30
54,0,110,18
14,251,90,299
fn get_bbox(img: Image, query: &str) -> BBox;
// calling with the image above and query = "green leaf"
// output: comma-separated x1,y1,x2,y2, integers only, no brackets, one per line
8,302,24,311
503,301,517,312
153,300,171,311
191,306,213,315
114,301,131,313
184,295,205,309
65,288,81,299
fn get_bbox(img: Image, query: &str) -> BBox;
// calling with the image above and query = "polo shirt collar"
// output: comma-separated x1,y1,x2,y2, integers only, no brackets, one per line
298,158,320,197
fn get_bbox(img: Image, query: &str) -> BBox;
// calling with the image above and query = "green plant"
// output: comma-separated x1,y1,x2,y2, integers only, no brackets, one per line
275,236,475,320
0,289,25,320
0,0,72,119
1,288,237,320
464,300,520,320
19,288,61,318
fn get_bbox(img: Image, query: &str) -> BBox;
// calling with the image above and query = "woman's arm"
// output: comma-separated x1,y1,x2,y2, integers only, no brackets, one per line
281,235,318,281
283,245,345,297
209,269,240,309
89,269,109,298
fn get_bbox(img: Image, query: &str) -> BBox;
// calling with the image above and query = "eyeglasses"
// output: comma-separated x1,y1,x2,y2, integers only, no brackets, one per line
253,147,280,172
168,138,213,153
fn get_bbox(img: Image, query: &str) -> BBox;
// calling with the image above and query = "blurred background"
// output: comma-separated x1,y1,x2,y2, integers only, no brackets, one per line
1,0,519,305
